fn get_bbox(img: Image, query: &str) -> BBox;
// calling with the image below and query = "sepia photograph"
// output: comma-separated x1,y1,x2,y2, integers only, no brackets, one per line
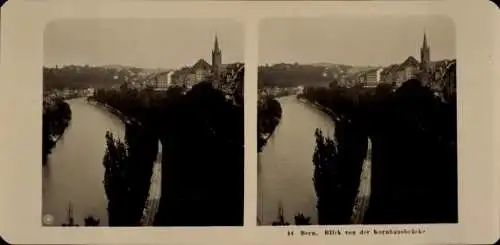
42,18,244,227
257,16,457,226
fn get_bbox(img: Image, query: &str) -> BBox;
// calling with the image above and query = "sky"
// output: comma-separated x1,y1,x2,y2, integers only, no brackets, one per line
44,19,244,69
259,15,456,67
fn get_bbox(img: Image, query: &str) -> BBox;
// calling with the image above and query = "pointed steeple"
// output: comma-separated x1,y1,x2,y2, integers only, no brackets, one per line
423,30,428,48
213,33,220,53
211,32,222,82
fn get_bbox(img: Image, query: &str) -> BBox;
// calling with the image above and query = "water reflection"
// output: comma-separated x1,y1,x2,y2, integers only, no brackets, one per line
258,95,335,225
42,98,126,226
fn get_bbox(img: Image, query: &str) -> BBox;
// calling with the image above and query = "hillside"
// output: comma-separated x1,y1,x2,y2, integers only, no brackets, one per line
258,63,374,88
258,63,334,88
43,65,160,90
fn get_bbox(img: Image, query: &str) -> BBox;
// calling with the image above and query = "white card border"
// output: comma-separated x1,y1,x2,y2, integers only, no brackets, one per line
0,0,498,244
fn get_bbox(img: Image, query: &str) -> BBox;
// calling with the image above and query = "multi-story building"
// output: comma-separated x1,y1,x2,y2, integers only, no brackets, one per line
171,58,212,89
152,71,173,91
361,67,384,88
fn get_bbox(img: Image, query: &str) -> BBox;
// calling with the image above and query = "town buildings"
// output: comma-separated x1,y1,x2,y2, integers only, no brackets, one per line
337,32,455,96
171,34,238,90
378,32,440,88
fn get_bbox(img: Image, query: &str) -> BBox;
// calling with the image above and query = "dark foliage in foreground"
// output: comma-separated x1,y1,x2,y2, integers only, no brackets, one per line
154,81,244,226
84,215,101,226
303,79,457,224
42,98,72,165
271,205,312,226
95,75,244,226
102,127,158,226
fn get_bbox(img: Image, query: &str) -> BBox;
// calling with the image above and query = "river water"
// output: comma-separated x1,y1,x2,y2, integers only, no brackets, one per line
42,98,126,226
257,95,372,225
257,95,336,225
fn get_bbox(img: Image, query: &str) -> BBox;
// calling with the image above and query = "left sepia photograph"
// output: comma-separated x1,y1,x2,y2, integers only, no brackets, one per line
42,18,244,227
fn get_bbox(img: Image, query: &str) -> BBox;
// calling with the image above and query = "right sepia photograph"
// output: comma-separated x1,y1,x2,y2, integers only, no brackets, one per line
257,16,457,226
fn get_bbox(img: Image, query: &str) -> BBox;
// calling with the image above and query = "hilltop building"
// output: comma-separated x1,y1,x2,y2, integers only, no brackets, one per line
170,34,243,91
380,32,436,87
360,67,385,88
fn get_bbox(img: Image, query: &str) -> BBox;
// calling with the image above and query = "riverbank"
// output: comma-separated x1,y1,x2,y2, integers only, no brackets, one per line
258,94,337,225
296,95,341,122
87,98,140,126
258,96,283,152
43,98,131,226
43,98,73,165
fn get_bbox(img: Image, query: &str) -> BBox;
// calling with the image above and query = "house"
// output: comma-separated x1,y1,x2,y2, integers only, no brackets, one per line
380,56,420,87
171,59,213,89
380,64,400,84
395,56,420,86
152,70,173,91
192,59,212,84
361,67,384,88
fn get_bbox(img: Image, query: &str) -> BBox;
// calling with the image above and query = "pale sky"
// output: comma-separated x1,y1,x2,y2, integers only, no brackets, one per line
259,15,456,67
44,19,244,69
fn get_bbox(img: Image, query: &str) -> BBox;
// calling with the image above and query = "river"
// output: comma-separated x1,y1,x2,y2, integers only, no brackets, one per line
257,95,371,225
42,98,126,226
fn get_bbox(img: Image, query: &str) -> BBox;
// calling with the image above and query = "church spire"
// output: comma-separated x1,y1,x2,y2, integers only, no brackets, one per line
211,32,222,83
423,30,428,48
213,33,220,53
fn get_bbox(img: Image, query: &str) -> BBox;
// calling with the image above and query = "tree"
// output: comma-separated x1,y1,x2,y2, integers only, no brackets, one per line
102,131,134,226
271,205,290,226
312,128,345,225
153,81,244,226
271,204,312,226
294,213,312,225
95,79,245,227
301,77,457,224
84,215,100,226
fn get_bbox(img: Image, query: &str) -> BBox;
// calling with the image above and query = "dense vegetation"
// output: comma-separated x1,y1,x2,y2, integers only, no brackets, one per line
258,64,334,88
103,128,157,226
257,96,283,152
302,78,457,224
95,71,244,226
42,98,72,165
44,65,148,90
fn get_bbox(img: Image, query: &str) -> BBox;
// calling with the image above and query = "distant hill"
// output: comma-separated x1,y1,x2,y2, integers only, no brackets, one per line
258,63,333,88
43,65,163,90
309,63,352,71
258,63,379,88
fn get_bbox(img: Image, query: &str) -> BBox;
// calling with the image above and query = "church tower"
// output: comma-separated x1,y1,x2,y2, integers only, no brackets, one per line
419,31,431,86
420,31,431,72
211,34,222,80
